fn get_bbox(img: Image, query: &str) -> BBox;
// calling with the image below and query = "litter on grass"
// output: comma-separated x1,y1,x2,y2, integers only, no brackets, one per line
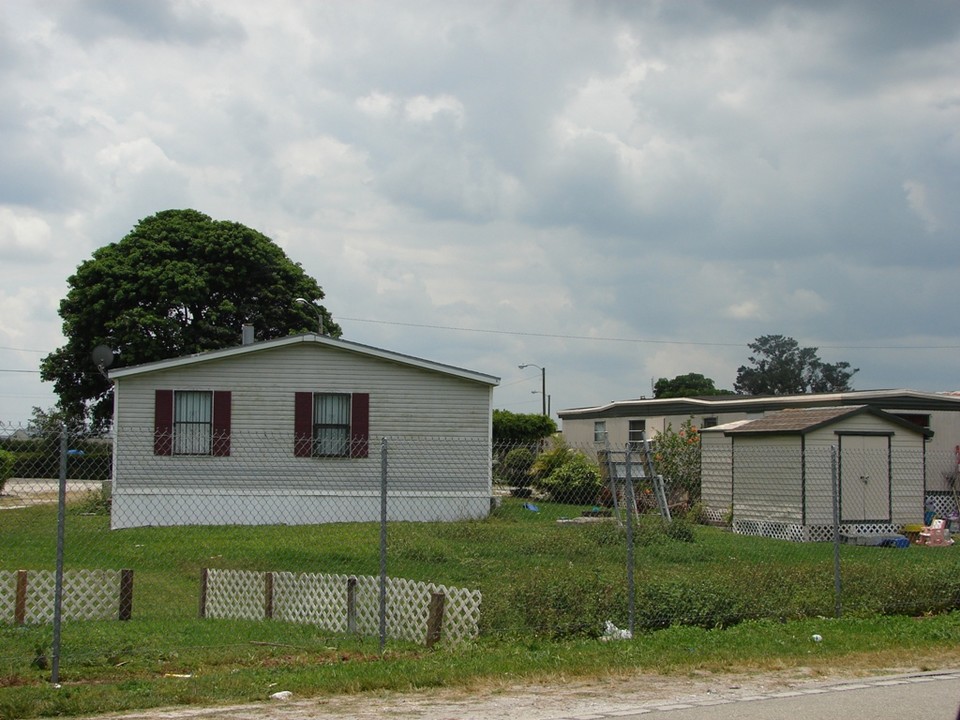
601,620,632,641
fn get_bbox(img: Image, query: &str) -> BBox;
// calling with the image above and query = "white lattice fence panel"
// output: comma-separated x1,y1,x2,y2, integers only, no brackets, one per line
353,575,381,637
0,571,15,623
380,578,482,646
0,570,123,624
203,569,481,646
383,576,432,644
61,570,122,620
205,569,265,620
430,583,482,644
273,572,350,631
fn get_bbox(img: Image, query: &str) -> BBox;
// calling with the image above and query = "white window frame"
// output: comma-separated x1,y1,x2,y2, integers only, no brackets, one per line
313,392,352,457
593,421,607,443
628,419,646,449
174,390,213,455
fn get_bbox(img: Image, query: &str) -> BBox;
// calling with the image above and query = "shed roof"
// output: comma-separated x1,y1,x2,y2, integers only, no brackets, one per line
722,405,933,438
109,333,500,386
699,419,753,433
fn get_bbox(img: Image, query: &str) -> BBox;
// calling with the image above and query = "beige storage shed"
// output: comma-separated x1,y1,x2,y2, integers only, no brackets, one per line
700,406,932,542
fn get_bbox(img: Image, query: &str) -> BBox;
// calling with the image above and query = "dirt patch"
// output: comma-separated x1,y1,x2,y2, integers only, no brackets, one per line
0,479,103,508
80,662,955,720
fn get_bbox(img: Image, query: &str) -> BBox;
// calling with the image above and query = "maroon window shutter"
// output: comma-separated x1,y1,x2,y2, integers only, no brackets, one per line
212,391,232,457
154,389,173,456
350,393,369,458
294,392,313,457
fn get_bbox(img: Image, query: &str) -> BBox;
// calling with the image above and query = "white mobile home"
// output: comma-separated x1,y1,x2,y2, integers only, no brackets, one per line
108,333,499,529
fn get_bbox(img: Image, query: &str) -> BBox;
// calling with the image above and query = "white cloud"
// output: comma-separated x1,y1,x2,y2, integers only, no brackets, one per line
0,209,53,262
96,137,177,176
403,94,465,126
726,300,764,321
356,91,397,118
1,0,960,423
902,179,941,234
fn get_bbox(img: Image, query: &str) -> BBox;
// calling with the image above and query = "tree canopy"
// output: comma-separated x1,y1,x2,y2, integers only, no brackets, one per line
41,209,340,429
733,334,858,395
492,409,557,444
653,373,733,399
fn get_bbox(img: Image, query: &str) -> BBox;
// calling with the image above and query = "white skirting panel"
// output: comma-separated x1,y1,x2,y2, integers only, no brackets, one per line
111,492,491,529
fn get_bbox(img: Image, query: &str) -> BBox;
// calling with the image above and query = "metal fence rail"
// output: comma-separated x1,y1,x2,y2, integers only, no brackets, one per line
3,423,960,681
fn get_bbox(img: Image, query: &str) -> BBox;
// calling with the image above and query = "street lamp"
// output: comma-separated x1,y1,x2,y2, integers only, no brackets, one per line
518,363,547,416
295,297,324,335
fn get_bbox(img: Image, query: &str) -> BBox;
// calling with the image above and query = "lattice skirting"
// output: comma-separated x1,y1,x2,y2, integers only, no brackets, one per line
702,507,728,524
731,519,914,543
0,569,133,624
705,495,960,542
201,569,481,647
926,492,959,518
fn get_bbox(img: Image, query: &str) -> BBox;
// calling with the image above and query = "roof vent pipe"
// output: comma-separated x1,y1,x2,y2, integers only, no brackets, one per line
241,324,255,346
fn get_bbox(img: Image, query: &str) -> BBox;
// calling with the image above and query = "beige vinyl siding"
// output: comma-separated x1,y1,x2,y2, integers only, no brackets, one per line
731,436,804,524
889,444,925,523
113,343,491,495
801,415,925,525
700,433,732,516
923,410,959,491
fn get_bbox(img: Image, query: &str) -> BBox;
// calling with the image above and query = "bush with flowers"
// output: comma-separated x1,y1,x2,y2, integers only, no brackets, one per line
651,418,701,506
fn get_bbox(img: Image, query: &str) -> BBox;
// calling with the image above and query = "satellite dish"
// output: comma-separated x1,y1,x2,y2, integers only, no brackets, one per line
91,345,115,372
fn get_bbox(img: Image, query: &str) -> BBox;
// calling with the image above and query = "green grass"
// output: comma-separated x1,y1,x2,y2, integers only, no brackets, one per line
3,496,960,718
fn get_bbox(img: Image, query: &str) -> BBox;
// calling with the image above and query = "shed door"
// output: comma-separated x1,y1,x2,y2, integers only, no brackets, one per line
840,435,890,522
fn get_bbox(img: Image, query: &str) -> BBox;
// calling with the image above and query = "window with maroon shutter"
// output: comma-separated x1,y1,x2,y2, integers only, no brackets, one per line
173,391,214,454
350,393,369,458
294,391,370,458
212,391,231,456
294,392,313,457
154,390,174,456
155,389,232,456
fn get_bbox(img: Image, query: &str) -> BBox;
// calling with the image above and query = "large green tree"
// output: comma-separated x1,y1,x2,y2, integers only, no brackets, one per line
41,209,341,429
492,409,557,444
733,334,858,395
653,373,733,399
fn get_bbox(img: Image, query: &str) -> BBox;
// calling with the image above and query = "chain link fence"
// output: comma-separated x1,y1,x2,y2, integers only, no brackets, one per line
3,423,960,681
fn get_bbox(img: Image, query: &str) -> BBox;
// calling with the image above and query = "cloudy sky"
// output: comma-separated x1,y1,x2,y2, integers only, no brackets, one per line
2,1,959,426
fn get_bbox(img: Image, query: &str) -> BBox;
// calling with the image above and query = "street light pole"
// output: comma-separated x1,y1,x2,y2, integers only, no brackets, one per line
518,363,547,416
295,297,324,335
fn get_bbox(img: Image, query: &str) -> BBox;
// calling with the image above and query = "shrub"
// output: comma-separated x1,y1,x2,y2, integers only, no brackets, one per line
665,517,696,543
685,501,708,525
635,576,745,630
652,418,701,504
0,448,14,494
514,567,625,638
71,486,111,515
534,452,603,504
631,513,696,545
529,436,576,480
496,447,536,495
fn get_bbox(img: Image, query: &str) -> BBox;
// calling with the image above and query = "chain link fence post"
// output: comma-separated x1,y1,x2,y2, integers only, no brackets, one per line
624,444,635,635
379,436,388,654
50,424,69,685
831,444,842,618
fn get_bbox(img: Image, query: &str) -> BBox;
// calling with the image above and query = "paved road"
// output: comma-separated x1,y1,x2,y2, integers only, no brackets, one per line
549,670,960,720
